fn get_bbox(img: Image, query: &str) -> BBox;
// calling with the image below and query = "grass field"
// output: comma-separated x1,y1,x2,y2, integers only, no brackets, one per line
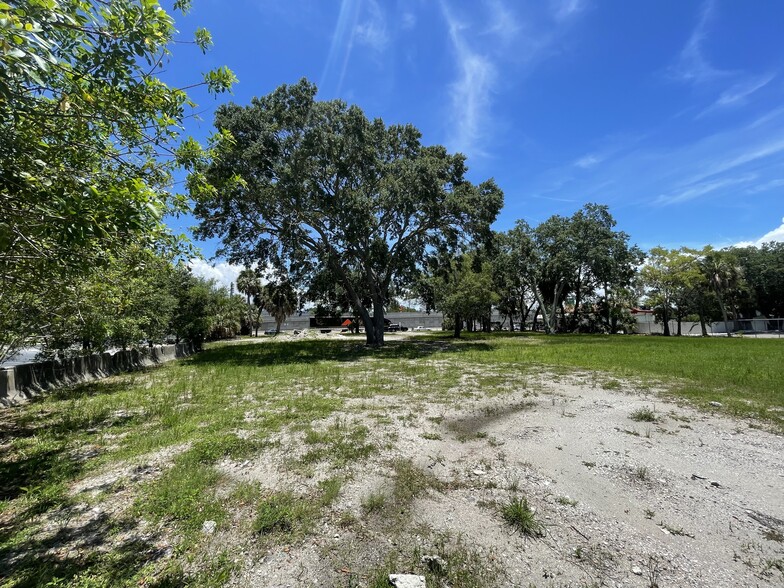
0,332,781,587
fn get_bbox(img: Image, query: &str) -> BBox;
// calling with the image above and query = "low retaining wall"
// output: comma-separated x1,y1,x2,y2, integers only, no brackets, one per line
0,343,194,406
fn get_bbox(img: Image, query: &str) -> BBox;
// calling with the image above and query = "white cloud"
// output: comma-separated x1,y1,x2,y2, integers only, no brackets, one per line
735,218,784,247
440,2,498,156
484,0,520,44
746,178,784,194
656,174,755,205
683,137,784,188
319,0,362,95
669,0,734,85
552,0,584,21
354,0,388,52
575,153,601,169
401,12,416,30
188,259,243,291
697,73,776,118
439,0,587,157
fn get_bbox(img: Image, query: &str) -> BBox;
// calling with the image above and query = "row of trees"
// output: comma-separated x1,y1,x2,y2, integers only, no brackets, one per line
187,80,782,342
415,204,642,336
36,252,248,355
420,237,784,338
643,243,784,336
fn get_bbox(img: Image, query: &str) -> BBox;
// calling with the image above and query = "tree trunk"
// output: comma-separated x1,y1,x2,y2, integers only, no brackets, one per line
454,313,462,338
571,270,582,331
550,282,565,333
369,298,385,347
676,310,682,337
712,284,732,337
698,303,708,337
521,304,532,332
662,302,670,336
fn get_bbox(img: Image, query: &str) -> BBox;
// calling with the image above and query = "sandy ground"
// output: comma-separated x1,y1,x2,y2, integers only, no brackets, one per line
221,369,784,588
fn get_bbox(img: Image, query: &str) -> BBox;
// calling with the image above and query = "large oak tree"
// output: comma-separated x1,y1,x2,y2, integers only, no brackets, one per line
189,79,503,345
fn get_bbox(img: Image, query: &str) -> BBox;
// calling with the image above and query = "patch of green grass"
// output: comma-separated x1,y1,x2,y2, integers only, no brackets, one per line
453,332,784,428
555,495,578,507
763,528,784,543
317,476,343,506
391,458,445,503
361,491,387,515
300,420,376,468
134,450,225,535
365,531,501,588
421,431,442,440
630,406,657,423
500,496,544,538
252,491,319,539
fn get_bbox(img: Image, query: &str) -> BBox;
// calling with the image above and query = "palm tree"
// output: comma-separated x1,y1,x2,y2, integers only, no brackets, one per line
264,280,298,334
698,249,744,337
236,268,262,336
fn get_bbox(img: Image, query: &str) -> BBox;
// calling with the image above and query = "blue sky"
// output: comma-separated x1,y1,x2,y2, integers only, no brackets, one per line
162,0,784,286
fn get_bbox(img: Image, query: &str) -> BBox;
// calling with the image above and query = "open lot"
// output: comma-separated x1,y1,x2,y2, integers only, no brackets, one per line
1,333,782,587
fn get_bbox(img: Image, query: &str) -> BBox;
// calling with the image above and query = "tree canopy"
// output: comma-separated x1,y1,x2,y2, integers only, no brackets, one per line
0,0,234,361
189,79,503,345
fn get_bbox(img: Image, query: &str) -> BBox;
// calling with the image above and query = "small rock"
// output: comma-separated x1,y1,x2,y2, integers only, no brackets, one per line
472,469,485,476
631,566,643,575
202,520,217,535
710,480,721,488
709,401,723,407
389,574,426,588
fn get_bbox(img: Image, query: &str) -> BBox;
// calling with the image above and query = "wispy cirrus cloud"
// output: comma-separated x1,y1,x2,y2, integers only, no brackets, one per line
484,0,521,44
440,2,499,156
746,178,784,194
697,73,776,118
439,0,585,157
319,0,389,96
574,154,602,169
530,107,784,211
656,174,756,205
354,0,388,52
400,12,416,30
552,0,585,22
669,0,734,85
319,0,362,96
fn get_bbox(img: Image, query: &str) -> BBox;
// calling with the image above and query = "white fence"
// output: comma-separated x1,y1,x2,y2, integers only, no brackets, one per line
635,317,784,337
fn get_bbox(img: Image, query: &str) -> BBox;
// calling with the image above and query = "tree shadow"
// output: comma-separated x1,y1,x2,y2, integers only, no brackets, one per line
0,508,180,587
189,336,494,369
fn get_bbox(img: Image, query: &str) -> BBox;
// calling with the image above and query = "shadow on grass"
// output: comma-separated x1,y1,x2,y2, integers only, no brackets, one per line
0,510,181,588
189,336,493,368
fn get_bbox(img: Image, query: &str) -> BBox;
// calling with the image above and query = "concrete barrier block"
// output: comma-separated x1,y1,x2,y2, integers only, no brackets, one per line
1,343,195,405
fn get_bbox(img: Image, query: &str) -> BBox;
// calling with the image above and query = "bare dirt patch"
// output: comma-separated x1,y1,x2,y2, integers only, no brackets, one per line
231,372,784,587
